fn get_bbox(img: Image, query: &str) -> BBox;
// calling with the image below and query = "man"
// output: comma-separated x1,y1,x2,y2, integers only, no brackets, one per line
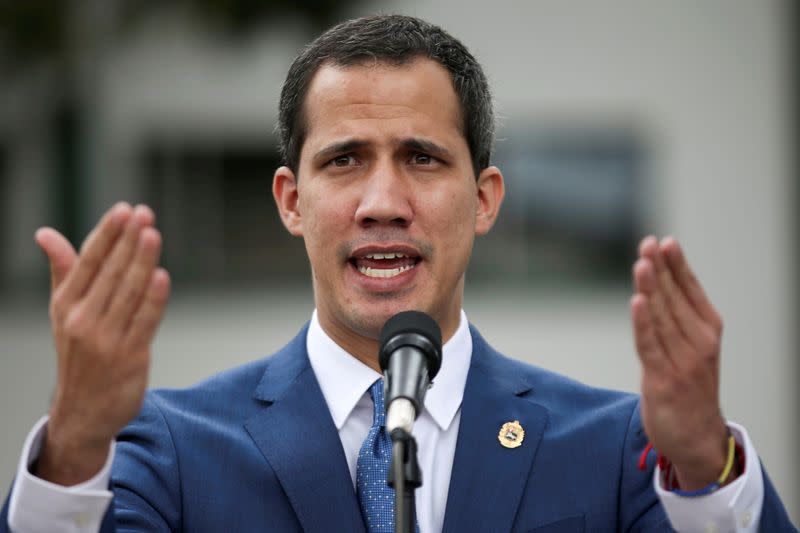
2,14,796,533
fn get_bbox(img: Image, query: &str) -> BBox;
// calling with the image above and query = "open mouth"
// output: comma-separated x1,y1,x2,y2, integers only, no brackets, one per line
349,251,421,279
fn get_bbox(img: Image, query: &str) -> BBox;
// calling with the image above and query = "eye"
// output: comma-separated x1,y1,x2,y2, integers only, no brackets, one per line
411,153,433,165
331,154,357,167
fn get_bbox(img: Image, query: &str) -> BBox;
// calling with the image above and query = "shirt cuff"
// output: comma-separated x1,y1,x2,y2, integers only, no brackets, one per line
655,421,764,533
8,416,115,533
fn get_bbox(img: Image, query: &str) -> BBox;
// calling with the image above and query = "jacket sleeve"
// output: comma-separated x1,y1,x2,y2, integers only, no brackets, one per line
105,395,182,532
1,396,183,533
617,402,675,532
619,402,797,532
757,467,798,532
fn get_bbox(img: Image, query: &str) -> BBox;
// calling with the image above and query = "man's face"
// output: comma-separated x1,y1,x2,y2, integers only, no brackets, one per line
274,58,503,355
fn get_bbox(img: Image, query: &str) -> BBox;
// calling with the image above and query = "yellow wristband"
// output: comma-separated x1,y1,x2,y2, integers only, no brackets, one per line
717,434,737,485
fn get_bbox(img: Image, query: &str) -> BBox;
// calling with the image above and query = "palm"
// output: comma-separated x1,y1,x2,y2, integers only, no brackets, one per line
631,236,728,490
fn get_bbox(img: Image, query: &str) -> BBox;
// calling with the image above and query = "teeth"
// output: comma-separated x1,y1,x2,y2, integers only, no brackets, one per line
358,264,415,278
364,252,407,259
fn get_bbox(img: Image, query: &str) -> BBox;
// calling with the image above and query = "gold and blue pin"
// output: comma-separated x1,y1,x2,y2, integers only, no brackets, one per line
498,420,524,449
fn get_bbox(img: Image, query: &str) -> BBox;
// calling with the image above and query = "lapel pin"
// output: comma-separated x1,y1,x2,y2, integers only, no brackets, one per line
498,420,524,449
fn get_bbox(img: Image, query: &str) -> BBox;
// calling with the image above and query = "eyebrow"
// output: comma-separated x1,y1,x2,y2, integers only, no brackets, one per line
313,139,369,163
312,137,454,164
400,138,453,160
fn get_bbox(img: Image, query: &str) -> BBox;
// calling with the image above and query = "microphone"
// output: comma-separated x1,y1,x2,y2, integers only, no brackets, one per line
379,311,442,434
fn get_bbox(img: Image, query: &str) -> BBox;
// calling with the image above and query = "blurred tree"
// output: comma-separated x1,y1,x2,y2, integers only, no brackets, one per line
1,0,344,68
0,2,68,69
0,0,350,247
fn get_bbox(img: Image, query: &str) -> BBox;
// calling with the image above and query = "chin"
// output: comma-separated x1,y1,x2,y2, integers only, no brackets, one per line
345,298,427,337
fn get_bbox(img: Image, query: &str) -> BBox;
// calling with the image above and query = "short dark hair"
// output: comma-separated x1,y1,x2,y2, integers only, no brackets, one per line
277,14,494,176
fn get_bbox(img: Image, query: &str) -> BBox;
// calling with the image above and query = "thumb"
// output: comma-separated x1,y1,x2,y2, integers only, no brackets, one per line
35,227,77,291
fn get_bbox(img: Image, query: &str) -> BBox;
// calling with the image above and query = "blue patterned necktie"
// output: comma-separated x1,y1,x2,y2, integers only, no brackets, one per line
357,379,419,533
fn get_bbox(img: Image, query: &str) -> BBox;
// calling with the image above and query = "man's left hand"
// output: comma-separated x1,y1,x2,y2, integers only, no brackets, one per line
631,235,731,491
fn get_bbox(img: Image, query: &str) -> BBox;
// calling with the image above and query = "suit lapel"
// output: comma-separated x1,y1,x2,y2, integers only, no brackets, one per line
244,326,366,533
442,326,549,533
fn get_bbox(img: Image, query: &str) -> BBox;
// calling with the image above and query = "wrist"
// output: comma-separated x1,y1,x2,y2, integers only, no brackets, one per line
670,421,729,490
35,420,112,486
670,433,739,495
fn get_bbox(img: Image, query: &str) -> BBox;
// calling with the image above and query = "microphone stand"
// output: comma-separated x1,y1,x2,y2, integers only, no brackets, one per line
388,428,421,533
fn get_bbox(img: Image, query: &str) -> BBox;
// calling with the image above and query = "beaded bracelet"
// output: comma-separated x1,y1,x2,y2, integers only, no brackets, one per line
670,434,737,497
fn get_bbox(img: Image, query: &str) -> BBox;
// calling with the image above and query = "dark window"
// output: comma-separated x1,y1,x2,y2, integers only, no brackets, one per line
469,127,647,287
142,140,308,287
0,144,6,290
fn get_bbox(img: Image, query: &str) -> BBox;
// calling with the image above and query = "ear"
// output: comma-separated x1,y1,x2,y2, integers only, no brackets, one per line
273,166,303,237
474,165,505,235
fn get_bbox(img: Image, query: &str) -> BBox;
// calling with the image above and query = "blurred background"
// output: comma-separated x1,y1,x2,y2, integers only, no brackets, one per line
1,0,797,522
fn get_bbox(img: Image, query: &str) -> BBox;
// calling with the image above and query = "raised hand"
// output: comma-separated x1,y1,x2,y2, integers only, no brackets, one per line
631,236,730,490
34,203,171,485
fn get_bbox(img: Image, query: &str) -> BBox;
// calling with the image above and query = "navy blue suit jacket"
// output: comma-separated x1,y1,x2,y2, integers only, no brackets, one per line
2,324,796,531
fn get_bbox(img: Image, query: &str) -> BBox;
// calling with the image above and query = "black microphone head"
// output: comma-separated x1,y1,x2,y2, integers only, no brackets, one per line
379,311,442,379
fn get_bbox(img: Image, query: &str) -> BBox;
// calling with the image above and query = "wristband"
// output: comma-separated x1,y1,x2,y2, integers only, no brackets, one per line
670,434,737,497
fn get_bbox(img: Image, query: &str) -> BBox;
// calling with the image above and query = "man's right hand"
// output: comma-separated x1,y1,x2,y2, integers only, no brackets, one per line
33,203,171,486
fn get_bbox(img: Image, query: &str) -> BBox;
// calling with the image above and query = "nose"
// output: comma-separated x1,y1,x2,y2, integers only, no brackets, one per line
354,163,414,228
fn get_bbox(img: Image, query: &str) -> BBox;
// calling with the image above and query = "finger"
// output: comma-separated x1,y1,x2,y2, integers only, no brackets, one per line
123,267,171,350
639,236,706,346
35,227,77,291
633,257,691,361
56,203,133,306
104,226,162,331
80,205,154,321
630,292,670,372
660,237,722,332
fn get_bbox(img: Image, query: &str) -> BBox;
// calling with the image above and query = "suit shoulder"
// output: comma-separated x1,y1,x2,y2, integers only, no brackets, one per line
482,342,640,424
144,325,309,422
149,355,268,406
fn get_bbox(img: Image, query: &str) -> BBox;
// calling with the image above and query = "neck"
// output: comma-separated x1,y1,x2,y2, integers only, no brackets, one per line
316,309,461,373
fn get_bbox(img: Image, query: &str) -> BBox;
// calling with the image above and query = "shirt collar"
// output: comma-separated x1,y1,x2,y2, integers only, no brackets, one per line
307,309,472,432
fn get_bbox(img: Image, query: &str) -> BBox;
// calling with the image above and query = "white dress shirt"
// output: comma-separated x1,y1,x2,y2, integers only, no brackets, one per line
9,310,765,532
306,309,471,533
